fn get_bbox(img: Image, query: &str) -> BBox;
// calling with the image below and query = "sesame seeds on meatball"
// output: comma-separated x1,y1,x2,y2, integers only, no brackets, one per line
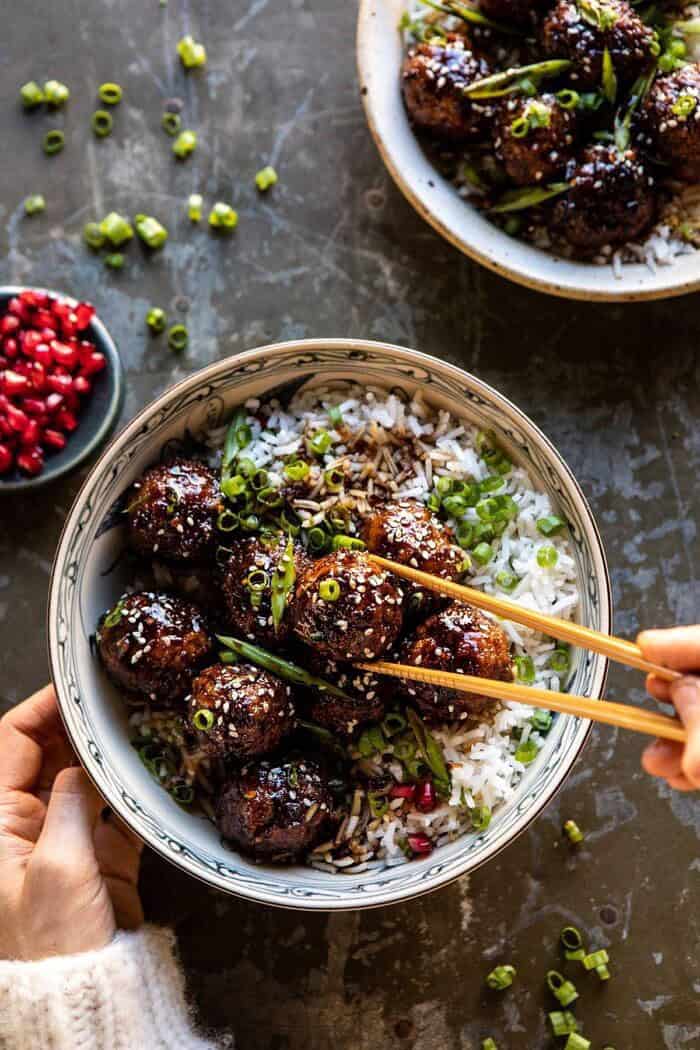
641,64,700,182
494,93,578,186
221,534,308,647
401,35,494,142
126,458,222,563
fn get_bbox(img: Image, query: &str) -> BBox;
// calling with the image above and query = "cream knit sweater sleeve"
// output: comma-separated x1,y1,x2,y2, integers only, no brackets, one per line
0,926,222,1050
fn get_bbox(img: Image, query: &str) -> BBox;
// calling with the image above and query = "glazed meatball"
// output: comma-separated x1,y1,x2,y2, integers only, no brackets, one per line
187,662,295,760
221,535,307,646
126,458,222,563
401,36,494,142
97,591,213,704
303,655,390,738
541,0,656,91
216,757,336,861
362,499,463,580
552,144,656,249
398,602,513,722
293,550,404,661
495,93,578,185
641,65,700,182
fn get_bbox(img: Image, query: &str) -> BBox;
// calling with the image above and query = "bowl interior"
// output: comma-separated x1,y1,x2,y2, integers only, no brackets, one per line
357,0,700,302
0,287,123,492
49,340,610,909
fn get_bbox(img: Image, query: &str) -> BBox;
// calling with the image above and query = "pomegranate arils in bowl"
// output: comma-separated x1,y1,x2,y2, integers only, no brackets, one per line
0,289,108,481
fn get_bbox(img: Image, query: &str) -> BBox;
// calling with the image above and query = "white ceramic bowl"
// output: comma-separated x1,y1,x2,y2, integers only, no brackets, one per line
357,0,700,301
49,340,610,910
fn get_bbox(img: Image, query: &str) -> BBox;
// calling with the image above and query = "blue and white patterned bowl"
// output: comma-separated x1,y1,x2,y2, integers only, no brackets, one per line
48,340,611,910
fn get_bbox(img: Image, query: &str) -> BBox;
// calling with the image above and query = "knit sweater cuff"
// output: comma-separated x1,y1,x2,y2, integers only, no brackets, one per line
0,925,220,1050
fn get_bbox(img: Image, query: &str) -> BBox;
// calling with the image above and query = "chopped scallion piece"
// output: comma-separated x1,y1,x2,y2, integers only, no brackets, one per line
537,514,566,536
530,709,552,733
104,252,125,269
92,109,113,137
177,34,207,69
43,130,65,155
21,81,45,108
255,165,278,191
331,535,365,551
24,194,46,216
564,1035,590,1050
561,926,584,952
537,544,558,568
514,738,538,765
548,647,570,674
309,429,332,455
208,201,238,229
162,112,182,136
134,213,169,249
83,222,105,249
318,579,341,602
471,805,492,831
472,541,493,566
482,1040,498,1050
146,307,167,334
100,211,134,246
192,708,215,732
495,570,519,592
485,964,516,990
173,129,197,159
583,948,609,970
514,655,535,683
381,712,406,737
44,79,70,106
168,324,188,352
99,82,123,105
323,466,344,492
284,460,310,481
549,1011,579,1037
565,948,586,962
308,526,330,553
563,818,584,844
328,405,343,426
187,193,203,221
217,509,238,532
217,634,353,699
546,970,579,1006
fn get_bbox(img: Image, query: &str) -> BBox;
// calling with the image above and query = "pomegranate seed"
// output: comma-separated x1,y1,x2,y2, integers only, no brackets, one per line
0,418,14,439
20,290,49,308
0,315,20,336
73,375,91,396
0,443,12,473
6,404,29,433
20,419,41,447
28,362,47,392
407,834,433,856
51,341,80,370
21,329,43,355
7,297,31,322
81,351,106,376
47,373,74,395
46,392,64,413
31,345,52,368
34,309,55,330
16,447,44,476
74,302,95,329
415,780,437,814
2,369,31,397
55,408,78,432
43,428,67,451
390,784,417,802
3,338,18,360
22,397,47,417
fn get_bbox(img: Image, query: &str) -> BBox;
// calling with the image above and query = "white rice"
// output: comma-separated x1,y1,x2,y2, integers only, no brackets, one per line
209,384,580,870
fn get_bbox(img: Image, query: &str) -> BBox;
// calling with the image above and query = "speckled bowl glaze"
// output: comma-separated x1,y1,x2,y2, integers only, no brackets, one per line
48,340,611,910
0,287,123,492
357,0,700,301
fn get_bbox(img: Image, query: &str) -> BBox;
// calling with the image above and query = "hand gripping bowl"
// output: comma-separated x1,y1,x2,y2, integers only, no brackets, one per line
357,0,700,302
48,340,610,910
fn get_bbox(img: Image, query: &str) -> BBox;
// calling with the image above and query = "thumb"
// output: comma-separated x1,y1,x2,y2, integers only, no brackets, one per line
34,766,104,869
671,676,700,788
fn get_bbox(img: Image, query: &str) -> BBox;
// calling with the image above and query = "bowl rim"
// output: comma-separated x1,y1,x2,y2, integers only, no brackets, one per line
356,0,700,302
48,338,611,910
0,285,123,492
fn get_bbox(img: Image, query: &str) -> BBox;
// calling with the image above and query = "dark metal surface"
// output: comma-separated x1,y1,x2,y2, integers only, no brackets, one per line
0,2,698,1047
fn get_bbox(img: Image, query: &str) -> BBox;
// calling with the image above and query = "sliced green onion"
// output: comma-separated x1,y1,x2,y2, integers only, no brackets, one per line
92,109,114,137
222,474,247,499
323,466,344,491
514,738,538,765
381,712,406,737
43,130,65,155
472,542,493,566
193,708,215,732
557,88,580,110
358,725,386,757
442,493,468,517
495,570,519,592
217,634,353,699
331,535,365,551
486,964,516,990
271,538,296,634
318,578,341,602
482,1041,498,1050
246,569,270,594
328,405,343,426
239,513,259,532
103,598,125,628
99,82,122,105
308,526,330,553
548,647,570,674
406,708,451,798
173,129,197,159
368,791,389,818
135,213,168,249
492,181,570,214
471,805,492,831
162,112,182,136
217,509,238,532
309,429,332,455
421,0,521,35
255,165,278,191
530,709,553,733
250,468,268,491
596,964,611,980
20,81,44,108
258,486,282,508
583,948,609,970
672,92,697,118
146,307,167,334
480,475,505,493
546,970,579,1006
83,221,105,249
100,211,134,246
537,544,558,568
104,252,125,270
24,194,46,216
463,59,572,99
284,460,310,481
44,79,70,106
171,781,194,804
177,34,207,69
549,1011,579,1037
188,193,203,221
168,324,188,352
563,818,584,845
561,926,583,952
208,201,238,229
537,514,566,536
602,47,617,103
514,655,535,684
564,1035,590,1050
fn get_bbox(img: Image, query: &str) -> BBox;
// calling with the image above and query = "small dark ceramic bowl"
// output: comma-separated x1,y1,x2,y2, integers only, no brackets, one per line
0,286,123,492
